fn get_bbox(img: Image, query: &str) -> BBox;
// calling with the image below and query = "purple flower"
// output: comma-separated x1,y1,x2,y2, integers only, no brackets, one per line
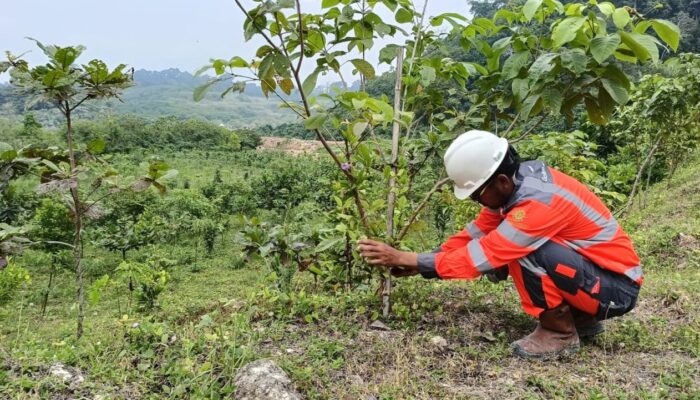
341,163,352,171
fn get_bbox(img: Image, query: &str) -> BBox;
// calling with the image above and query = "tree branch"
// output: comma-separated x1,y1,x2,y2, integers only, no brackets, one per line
397,177,450,241
509,114,546,144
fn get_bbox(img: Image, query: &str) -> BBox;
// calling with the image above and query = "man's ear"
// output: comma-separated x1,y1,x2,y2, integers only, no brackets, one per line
495,173,513,191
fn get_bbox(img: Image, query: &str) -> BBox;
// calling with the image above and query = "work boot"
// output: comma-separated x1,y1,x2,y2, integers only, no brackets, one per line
571,308,604,339
511,303,580,360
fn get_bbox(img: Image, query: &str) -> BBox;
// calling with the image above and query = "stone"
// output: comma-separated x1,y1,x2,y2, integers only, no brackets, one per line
430,335,448,349
369,320,391,331
48,363,84,387
234,359,301,400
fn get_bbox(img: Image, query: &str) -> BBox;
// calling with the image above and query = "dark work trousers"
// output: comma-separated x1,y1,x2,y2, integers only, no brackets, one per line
505,241,640,320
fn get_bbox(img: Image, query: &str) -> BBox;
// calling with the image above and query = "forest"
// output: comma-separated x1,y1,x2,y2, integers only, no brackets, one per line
1,0,699,398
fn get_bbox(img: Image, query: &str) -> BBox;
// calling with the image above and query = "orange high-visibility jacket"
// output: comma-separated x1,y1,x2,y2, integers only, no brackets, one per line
418,161,643,284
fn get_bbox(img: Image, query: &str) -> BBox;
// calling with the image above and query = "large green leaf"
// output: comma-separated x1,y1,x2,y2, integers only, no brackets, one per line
304,113,328,130
619,31,658,63
584,96,606,125
552,17,586,48
502,51,529,80
542,86,564,114
395,7,413,23
54,47,80,71
522,0,543,22
651,19,680,52
600,78,629,105
560,49,588,74
590,34,621,64
612,7,630,29
528,53,559,79
596,2,615,16
322,0,340,7
350,59,376,79
302,68,320,96
379,44,401,64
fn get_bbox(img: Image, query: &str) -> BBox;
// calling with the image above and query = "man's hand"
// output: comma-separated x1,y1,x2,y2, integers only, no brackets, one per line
357,239,419,277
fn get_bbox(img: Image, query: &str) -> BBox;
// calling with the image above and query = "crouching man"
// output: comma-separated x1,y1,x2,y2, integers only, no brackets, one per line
358,130,641,359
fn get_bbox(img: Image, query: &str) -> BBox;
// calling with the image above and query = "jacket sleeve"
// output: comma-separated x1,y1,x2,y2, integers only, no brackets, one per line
420,199,570,280
417,207,502,278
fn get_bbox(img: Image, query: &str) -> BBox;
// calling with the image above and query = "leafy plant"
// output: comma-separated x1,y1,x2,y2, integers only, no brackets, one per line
196,0,679,315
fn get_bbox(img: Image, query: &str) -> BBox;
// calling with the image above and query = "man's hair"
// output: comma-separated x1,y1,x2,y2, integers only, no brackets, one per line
492,144,520,178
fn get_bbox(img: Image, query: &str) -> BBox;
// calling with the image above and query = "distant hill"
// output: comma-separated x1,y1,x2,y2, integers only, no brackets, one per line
0,68,304,128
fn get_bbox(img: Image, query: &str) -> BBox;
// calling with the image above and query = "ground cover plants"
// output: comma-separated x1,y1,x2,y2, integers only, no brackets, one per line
1,0,699,398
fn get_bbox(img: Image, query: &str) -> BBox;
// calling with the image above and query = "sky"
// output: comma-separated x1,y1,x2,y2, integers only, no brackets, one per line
0,0,471,84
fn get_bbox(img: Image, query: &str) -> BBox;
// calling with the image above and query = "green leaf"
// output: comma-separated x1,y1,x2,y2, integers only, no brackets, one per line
229,56,249,68
584,96,606,125
395,7,413,23
350,59,375,79
353,121,368,136
528,53,559,79
600,78,629,105
590,34,621,64
559,49,587,74
420,66,436,86
619,31,658,63
651,19,680,51
597,2,615,16
86,138,106,154
322,0,340,7
379,44,401,64
612,7,630,29
304,113,328,130
512,78,529,102
523,0,543,22
54,47,80,70
1,149,17,162
302,68,320,96
520,94,542,119
502,52,529,80
213,59,226,75
552,16,586,48
193,79,219,102
542,86,564,114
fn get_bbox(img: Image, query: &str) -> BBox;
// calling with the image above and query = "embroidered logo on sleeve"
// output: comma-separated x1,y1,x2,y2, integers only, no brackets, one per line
512,209,526,222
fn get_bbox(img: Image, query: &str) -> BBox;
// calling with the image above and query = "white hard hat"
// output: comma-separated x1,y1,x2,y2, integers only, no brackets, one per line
444,130,509,200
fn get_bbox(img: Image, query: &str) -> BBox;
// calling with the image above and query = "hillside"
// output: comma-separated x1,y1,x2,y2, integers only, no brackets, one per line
1,150,698,398
0,68,300,128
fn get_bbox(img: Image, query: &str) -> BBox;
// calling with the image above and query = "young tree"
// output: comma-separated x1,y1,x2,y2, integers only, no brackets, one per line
197,0,679,316
2,40,133,338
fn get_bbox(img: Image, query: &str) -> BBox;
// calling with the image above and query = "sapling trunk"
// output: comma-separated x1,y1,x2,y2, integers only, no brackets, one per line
383,47,405,318
65,106,86,339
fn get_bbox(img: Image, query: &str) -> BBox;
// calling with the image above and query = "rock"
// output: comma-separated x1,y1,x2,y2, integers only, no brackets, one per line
234,359,301,400
48,363,84,387
430,335,448,349
369,320,391,331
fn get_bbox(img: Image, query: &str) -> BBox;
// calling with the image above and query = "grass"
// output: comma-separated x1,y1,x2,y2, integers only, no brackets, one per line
2,152,700,399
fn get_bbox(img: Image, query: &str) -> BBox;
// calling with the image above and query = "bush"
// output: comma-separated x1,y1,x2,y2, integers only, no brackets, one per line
0,260,30,306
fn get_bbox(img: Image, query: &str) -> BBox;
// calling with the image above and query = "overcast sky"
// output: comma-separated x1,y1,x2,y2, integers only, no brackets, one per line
1,0,471,83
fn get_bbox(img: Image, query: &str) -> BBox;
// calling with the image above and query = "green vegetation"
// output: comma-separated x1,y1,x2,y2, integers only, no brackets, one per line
1,0,699,397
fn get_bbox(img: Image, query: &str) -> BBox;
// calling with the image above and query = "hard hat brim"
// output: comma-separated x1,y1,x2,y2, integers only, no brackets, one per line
453,185,473,200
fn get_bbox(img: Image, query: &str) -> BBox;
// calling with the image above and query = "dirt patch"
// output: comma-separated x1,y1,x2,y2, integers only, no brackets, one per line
257,136,343,156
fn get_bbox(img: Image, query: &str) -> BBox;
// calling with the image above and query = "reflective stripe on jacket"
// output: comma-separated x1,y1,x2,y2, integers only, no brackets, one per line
418,160,643,285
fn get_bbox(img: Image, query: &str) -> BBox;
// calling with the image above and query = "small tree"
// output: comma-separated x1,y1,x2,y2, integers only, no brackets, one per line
2,40,173,338
197,0,680,316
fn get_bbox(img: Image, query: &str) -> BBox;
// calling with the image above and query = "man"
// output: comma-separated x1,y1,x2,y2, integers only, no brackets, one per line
358,130,642,359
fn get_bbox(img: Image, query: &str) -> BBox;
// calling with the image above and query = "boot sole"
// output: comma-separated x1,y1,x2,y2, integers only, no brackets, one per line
511,342,580,360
